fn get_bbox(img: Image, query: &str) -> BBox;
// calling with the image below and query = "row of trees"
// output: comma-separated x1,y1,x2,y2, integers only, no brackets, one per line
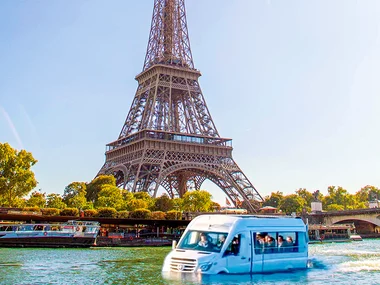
1,142,379,216
2,177,219,213
263,185,380,214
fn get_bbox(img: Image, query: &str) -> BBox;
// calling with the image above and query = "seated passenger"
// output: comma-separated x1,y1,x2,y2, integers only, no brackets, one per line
285,236,294,252
216,235,226,248
286,236,294,245
231,237,240,255
197,233,210,249
277,235,285,252
264,235,276,253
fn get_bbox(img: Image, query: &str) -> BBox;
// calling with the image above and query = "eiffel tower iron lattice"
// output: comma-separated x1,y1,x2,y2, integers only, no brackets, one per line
98,0,264,213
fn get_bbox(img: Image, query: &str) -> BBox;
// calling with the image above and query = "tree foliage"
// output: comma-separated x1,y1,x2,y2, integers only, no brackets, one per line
60,208,79,216
46,193,66,209
322,186,355,210
129,208,151,219
86,175,116,203
166,210,182,220
183,190,212,212
279,194,304,214
133,192,154,209
151,211,166,220
0,143,38,206
26,191,46,208
63,182,87,209
262,191,283,208
96,185,125,210
41,208,60,216
127,199,148,211
97,207,118,218
153,194,173,212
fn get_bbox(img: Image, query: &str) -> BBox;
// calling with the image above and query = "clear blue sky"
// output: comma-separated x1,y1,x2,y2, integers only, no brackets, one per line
1,1,380,206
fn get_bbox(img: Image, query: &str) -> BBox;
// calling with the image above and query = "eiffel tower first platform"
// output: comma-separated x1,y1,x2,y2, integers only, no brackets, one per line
98,0,264,213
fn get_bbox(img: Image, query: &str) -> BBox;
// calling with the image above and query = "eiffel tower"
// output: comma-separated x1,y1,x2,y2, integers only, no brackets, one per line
98,0,264,212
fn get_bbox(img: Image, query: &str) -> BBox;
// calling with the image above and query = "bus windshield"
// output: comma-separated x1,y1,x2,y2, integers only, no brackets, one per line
177,230,228,253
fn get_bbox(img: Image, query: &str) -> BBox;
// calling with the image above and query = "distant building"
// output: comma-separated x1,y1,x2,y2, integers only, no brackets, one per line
311,201,323,213
259,206,278,214
369,200,379,209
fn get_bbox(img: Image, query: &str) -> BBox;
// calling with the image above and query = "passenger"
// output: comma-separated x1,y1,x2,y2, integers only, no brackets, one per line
216,235,226,248
197,233,210,248
231,237,239,254
265,235,276,253
285,236,294,252
255,233,265,254
277,235,285,252
286,236,294,245
256,234,265,245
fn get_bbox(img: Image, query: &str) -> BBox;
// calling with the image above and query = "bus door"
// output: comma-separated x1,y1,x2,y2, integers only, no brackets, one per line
223,232,251,274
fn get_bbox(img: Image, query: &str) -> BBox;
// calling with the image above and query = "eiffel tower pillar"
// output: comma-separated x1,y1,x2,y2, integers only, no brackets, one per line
98,0,264,213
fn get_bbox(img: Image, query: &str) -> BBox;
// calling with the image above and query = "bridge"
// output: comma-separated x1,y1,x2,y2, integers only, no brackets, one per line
306,208,380,235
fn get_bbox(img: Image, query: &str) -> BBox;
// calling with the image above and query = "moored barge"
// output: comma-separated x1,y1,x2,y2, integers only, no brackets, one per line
0,220,100,248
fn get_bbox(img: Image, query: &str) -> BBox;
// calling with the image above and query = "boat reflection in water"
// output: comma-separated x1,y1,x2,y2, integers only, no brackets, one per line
0,220,100,247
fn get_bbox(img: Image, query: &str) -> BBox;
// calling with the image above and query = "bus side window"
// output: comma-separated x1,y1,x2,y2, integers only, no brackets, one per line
278,232,298,253
254,233,265,254
224,234,241,256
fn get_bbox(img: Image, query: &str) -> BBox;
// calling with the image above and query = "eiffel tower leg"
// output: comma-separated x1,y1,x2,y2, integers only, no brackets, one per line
178,172,187,197
220,159,263,212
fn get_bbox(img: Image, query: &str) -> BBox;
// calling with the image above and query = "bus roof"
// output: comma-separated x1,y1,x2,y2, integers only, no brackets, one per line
187,214,307,233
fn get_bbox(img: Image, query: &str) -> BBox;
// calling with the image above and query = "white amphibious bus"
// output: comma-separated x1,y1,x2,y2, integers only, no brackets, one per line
162,214,309,274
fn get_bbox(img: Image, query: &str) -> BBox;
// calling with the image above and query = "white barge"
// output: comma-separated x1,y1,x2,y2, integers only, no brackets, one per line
0,220,100,247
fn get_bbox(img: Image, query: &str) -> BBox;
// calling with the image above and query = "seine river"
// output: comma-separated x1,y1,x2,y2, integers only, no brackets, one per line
0,239,379,285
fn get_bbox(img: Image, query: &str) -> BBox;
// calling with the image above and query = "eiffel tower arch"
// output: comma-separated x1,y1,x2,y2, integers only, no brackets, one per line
98,0,264,213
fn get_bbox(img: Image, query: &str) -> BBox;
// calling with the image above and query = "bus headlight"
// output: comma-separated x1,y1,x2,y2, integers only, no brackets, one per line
198,262,212,272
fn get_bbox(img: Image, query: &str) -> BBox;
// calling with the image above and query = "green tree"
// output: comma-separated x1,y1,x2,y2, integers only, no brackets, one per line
46,193,66,209
122,190,134,203
323,186,352,210
26,191,46,208
63,182,87,209
129,208,152,219
97,207,117,218
0,143,38,206
172,197,184,211
127,199,148,211
211,201,221,211
166,210,182,220
325,203,344,211
153,193,173,212
182,190,212,212
279,194,304,214
133,192,154,209
0,196,26,208
86,175,116,203
295,188,314,209
262,191,284,208
355,185,380,203
95,185,125,210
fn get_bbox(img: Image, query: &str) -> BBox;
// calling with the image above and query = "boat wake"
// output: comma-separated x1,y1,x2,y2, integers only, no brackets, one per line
337,258,380,273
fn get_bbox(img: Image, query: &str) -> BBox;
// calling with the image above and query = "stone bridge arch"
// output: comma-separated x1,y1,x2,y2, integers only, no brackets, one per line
326,214,380,227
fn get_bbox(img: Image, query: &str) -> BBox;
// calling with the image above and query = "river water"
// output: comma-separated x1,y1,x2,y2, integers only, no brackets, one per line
0,239,379,285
